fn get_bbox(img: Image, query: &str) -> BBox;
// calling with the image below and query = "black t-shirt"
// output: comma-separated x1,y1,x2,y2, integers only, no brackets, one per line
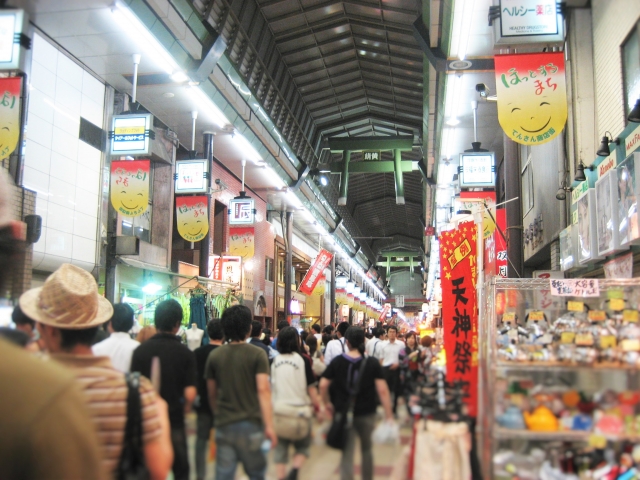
194,344,218,414
249,338,271,359
322,355,384,417
130,333,197,428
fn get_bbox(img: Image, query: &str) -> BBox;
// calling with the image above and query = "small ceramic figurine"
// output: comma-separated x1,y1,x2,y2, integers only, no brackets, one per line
497,405,526,430
523,405,559,431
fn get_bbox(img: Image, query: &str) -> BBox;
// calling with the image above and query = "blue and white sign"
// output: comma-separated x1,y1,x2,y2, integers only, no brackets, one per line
110,114,153,156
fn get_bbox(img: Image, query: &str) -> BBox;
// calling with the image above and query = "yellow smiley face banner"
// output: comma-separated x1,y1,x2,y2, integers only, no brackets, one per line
0,77,21,160
495,52,567,146
110,160,150,217
176,196,209,242
229,226,255,259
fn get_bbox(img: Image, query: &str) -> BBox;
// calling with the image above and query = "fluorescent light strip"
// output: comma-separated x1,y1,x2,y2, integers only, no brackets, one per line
187,86,228,128
457,1,474,61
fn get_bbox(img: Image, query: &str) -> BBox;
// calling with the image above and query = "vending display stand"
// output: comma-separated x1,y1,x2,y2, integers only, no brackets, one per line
479,278,640,480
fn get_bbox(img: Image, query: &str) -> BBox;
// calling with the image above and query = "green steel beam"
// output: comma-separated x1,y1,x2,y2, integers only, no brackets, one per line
379,251,422,257
327,136,414,152
329,160,417,174
394,148,405,205
376,261,422,267
338,150,350,206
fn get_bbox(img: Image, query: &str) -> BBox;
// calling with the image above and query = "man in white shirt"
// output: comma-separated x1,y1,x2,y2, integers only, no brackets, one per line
379,326,405,415
92,304,140,373
323,321,350,365
364,327,385,360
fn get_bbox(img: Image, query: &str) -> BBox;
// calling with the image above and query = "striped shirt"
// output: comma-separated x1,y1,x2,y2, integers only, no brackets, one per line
52,354,162,475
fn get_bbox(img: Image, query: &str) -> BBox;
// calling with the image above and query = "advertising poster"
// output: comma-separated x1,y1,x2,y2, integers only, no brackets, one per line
577,191,595,263
110,160,150,217
0,77,21,160
175,196,209,242
229,226,255,259
617,156,639,245
595,171,618,256
313,275,326,296
494,52,567,146
439,221,478,416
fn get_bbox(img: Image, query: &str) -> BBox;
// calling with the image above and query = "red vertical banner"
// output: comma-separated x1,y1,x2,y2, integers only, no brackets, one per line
439,221,478,417
495,209,508,277
298,249,333,296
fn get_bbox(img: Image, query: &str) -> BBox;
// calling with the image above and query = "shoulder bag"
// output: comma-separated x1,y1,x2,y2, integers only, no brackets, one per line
312,350,326,377
116,372,149,480
326,357,369,450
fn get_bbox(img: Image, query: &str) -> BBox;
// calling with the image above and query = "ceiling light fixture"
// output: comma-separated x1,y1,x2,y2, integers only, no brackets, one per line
455,0,474,61
170,70,189,83
574,162,595,182
628,99,640,123
446,117,460,126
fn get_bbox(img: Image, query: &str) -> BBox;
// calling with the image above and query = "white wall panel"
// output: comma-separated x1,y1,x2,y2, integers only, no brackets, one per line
24,32,106,273
592,0,640,138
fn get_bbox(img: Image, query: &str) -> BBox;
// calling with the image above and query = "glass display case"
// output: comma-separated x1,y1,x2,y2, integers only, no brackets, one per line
479,278,640,480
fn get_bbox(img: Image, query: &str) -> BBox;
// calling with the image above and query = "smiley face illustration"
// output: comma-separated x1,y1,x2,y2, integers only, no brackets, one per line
229,227,255,259
0,78,21,160
495,52,567,146
110,160,150,217
176,197,209,242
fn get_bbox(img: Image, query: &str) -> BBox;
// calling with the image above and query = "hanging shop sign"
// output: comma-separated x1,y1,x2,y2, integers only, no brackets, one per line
378,303,391,322
176,196,209,242
492,0,564,46
313,275,326,296
228,226,254,259
459,152,495,188
494,52,567,146
0,10,28,71
459,191,497,239
175,159,208,194
439,221,478,417
0,76,21,160
110,160,150,217
298,248,333,296
625,124,640,158
110,113,153,156
228,197,255,225
603,252,633,279
336,288,347,305
211,255,242,285
341,304,350,317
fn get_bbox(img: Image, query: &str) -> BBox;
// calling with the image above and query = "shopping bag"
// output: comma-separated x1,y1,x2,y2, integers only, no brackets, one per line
372,419,400,445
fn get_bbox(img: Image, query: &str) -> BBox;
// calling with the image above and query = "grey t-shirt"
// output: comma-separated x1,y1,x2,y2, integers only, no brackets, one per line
205,343,270,427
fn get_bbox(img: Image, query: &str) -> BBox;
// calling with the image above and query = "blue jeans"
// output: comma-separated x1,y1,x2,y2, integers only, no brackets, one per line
215,420,266,480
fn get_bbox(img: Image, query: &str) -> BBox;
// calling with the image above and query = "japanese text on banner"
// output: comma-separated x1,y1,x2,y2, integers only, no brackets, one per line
298,249,334,296
549,278,600,297
439,221,478,417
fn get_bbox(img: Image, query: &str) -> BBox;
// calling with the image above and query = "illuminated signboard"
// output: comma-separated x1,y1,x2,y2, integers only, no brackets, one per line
459,152,495,188
228,197,255,225
110,114,153,156
175,159,208,194
493,0,564,46
0,10,27,70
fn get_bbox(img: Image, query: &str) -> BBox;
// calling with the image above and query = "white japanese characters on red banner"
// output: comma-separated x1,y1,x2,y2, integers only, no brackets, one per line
298,249,333,296
549,279,600,297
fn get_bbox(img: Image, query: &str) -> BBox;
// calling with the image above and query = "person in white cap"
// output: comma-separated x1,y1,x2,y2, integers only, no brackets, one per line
20,262,174,479
0,169,107,479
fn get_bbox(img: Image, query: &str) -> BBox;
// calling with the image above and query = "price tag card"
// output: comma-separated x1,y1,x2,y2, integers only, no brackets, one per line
607,289,625,300
575,333,594,346
550,279,600,297
529,311,545,321
588,434,607,449
609,298,625,311
621,339,640,352
588,310,607,321
502,312,516,322
623,310,639,323
568,301,584,312
600,335,617,349
560,332,576,344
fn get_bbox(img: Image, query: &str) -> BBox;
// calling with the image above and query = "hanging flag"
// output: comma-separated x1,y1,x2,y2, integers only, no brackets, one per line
439,221,478,417
494,52,567,146
0,77,21,160
229,226,255,259
313,275,326,296
298,249,333,296
176,196,209,242
110,160,150,217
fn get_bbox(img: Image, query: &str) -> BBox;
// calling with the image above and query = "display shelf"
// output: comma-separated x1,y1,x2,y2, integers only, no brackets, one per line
496,361,640,372
494,427,640,443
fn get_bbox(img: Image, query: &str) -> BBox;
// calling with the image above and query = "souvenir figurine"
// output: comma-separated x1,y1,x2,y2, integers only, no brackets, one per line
523,405,559,431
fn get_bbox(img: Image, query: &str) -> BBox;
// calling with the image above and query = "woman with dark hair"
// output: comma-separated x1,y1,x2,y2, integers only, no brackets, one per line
305,335,325,377
399,331,422,416
271,327,322,480
319,327,394,480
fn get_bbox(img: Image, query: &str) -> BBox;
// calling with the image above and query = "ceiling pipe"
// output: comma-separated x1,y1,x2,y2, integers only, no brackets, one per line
131,54,141,104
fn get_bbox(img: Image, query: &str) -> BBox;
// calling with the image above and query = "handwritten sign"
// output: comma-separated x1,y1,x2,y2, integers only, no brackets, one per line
550,279,599,297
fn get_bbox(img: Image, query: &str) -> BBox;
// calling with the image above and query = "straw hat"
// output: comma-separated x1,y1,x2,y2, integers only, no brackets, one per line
19,264,113,329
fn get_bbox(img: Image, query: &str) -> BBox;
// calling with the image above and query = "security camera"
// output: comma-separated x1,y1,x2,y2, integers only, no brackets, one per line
215,178,221,185
476,83,489,97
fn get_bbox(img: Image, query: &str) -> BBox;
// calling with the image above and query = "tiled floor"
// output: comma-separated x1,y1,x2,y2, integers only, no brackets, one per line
185,411,412,480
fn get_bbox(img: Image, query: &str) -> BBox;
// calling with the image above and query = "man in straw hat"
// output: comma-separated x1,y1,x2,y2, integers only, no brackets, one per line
0,169,106,479
20,262,174,479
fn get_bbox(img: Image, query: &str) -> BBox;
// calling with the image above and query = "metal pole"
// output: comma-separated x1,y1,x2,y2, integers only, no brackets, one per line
330,254,336,326
504,135,523,277
191,111,198,151
200,132,214,278
132,54,141,104
284,211,294,321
